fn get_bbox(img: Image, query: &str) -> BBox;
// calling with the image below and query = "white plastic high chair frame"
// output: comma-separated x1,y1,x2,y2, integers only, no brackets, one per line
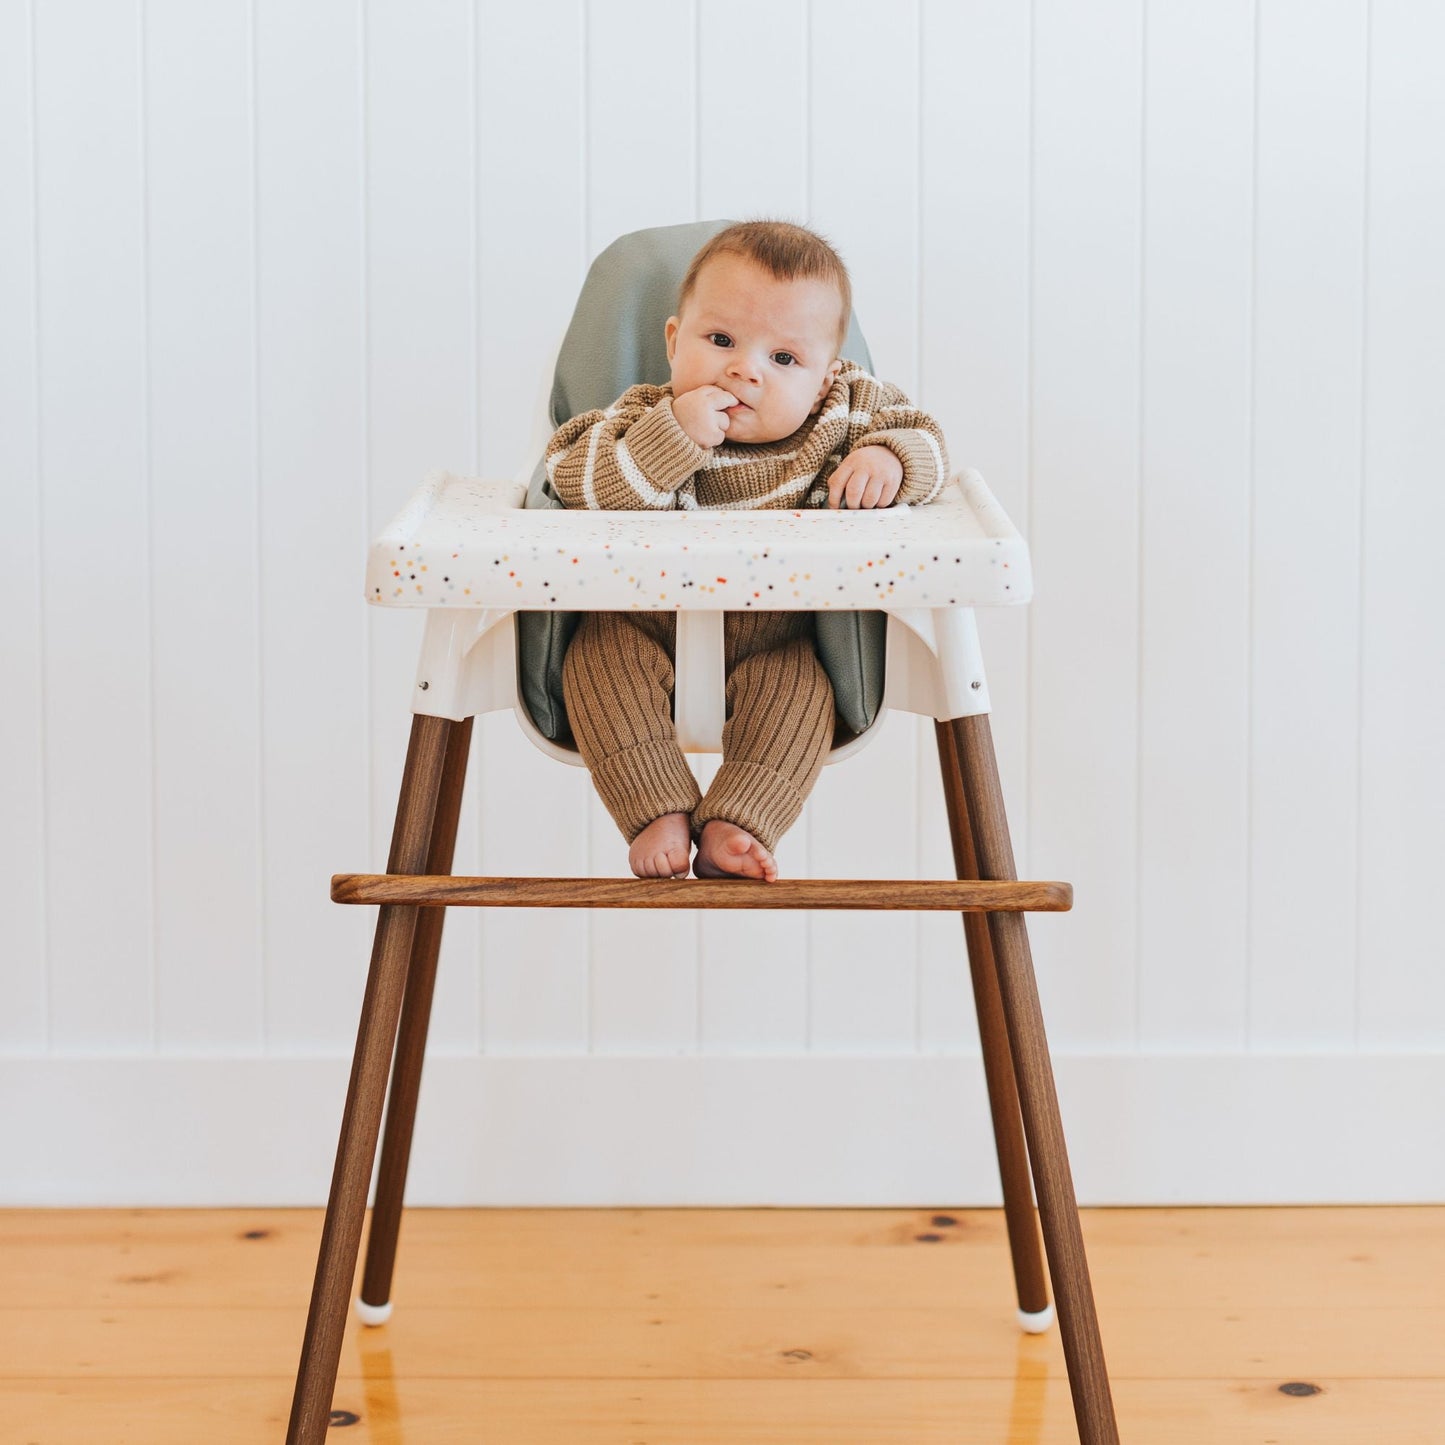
284,459,1119,1443
378,466,1013,756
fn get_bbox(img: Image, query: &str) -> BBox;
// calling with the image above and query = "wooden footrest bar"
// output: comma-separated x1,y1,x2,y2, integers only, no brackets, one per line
331,874,1072,912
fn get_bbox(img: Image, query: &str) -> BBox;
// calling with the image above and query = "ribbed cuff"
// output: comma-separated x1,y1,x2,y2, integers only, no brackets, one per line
855,427,948,504
692,762,806,855
591,739,703,842
624,398,710,489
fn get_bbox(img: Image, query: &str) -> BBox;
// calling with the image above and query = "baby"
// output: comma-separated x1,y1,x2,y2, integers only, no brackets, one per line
546,220,949,881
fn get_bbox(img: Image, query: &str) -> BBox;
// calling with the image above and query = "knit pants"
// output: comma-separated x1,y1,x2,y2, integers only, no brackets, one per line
561,610,836,853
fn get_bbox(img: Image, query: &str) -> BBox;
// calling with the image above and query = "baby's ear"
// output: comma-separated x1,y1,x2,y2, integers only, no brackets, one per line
816,358,843,399
664,315,680,363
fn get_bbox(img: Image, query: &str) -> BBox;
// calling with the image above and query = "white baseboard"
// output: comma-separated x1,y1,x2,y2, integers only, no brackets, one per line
3,1052,1441,1206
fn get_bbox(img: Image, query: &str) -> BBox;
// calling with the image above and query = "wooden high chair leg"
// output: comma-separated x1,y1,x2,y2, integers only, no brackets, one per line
360,714,474,1319
949,714,1120,1445
933,721,1051,1329
286,713,457,1445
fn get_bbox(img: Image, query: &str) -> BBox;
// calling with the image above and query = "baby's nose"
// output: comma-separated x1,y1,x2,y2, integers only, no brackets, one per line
726,351,763,383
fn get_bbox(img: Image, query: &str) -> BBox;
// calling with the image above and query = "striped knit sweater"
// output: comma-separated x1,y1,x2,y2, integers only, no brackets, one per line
545,362,949,512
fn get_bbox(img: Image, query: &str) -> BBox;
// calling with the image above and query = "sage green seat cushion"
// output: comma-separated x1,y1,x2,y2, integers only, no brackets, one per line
519,219,886,743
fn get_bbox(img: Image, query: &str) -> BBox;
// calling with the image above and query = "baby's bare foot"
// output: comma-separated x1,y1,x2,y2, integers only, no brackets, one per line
629,813,692,879
693,820,778,882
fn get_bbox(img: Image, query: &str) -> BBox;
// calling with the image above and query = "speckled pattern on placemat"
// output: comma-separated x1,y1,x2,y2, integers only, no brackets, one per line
366,471,1031,613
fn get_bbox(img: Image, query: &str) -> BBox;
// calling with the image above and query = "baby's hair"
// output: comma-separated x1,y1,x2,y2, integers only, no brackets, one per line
678,219,852,353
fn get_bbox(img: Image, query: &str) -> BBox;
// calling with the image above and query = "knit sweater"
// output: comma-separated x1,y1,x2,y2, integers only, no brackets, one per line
544,362,949,512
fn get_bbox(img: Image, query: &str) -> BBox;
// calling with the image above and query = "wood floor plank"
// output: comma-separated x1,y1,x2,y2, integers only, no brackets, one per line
3,1207,1441,1309
3,1207,1443,1442
3,1302,1443,1381
3,1377,1441,1444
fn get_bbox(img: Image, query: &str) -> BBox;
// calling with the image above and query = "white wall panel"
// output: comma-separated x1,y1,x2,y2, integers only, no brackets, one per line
35,0,154,1052
916,717,977,1054
1028,0,1144,1050
584,0,701,1052
1249,0,1368,1049
807,714,921,1051
0,0,46,1052
1137,2,1254,1050
698,0,807,223
696,0,813,1054
806,0,923,1052
12,1052,1444,1206
255,0,370,1052
1357,0,1445,1048
363,0,480,1053
585,0,697,255
917,0,1033,1049
8,0,1445,1202
145,0,264,1052
808,0,920,394
475,0,592,1055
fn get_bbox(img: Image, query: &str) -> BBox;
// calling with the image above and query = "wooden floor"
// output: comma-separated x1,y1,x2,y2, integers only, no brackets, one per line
2,1206,1442,1443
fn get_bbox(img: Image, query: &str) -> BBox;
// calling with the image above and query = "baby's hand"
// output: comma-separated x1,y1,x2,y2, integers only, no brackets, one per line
826,445,904,509
672,385,739,448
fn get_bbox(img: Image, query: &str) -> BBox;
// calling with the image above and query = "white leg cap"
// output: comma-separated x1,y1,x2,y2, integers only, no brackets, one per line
1018,1304,1055,1335
355,1297,393,1327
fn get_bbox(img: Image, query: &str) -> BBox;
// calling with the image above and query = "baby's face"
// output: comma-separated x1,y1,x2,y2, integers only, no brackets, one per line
665,254,844,444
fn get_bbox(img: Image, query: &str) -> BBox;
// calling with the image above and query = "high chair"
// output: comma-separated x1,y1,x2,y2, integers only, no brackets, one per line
285,222,1120,1444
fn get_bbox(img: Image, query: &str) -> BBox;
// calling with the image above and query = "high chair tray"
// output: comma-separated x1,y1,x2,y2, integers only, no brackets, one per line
368,469,1030,612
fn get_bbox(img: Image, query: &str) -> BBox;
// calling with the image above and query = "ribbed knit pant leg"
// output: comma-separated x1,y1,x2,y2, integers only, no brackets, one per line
561,610,703,841
692,611,836,853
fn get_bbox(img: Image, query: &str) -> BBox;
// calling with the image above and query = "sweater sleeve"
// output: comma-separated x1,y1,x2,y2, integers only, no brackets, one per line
850,379,951,505
545,386,708,510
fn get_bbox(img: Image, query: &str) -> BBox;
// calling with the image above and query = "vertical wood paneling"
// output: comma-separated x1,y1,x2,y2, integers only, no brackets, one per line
695,0,812,1053
35,0,154,1052
7,0,1442,1110
1250,0,1367,1049
145,0,264,1051
1357,1,1445,1047
917,0,1033,1051
0,0,46,1051
475,0,587,477
807,715,920,1051
364,0,480,1053
804,0,923,1053
915,714,975,1053
255,0,370,1051
1028,0,1144,1051
587,781,700,1052
697,0,807,223
807,0,920,394
585,0,696,256
477,723,593,1053
1137,2,1254,1050
475,0,592,1054
585,0,701,1052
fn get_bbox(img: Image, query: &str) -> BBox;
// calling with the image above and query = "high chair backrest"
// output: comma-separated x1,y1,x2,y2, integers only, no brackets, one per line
515,220,887,747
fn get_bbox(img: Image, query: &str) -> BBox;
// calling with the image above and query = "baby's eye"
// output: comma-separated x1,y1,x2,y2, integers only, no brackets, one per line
708,333,733,348
772,351,797,367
